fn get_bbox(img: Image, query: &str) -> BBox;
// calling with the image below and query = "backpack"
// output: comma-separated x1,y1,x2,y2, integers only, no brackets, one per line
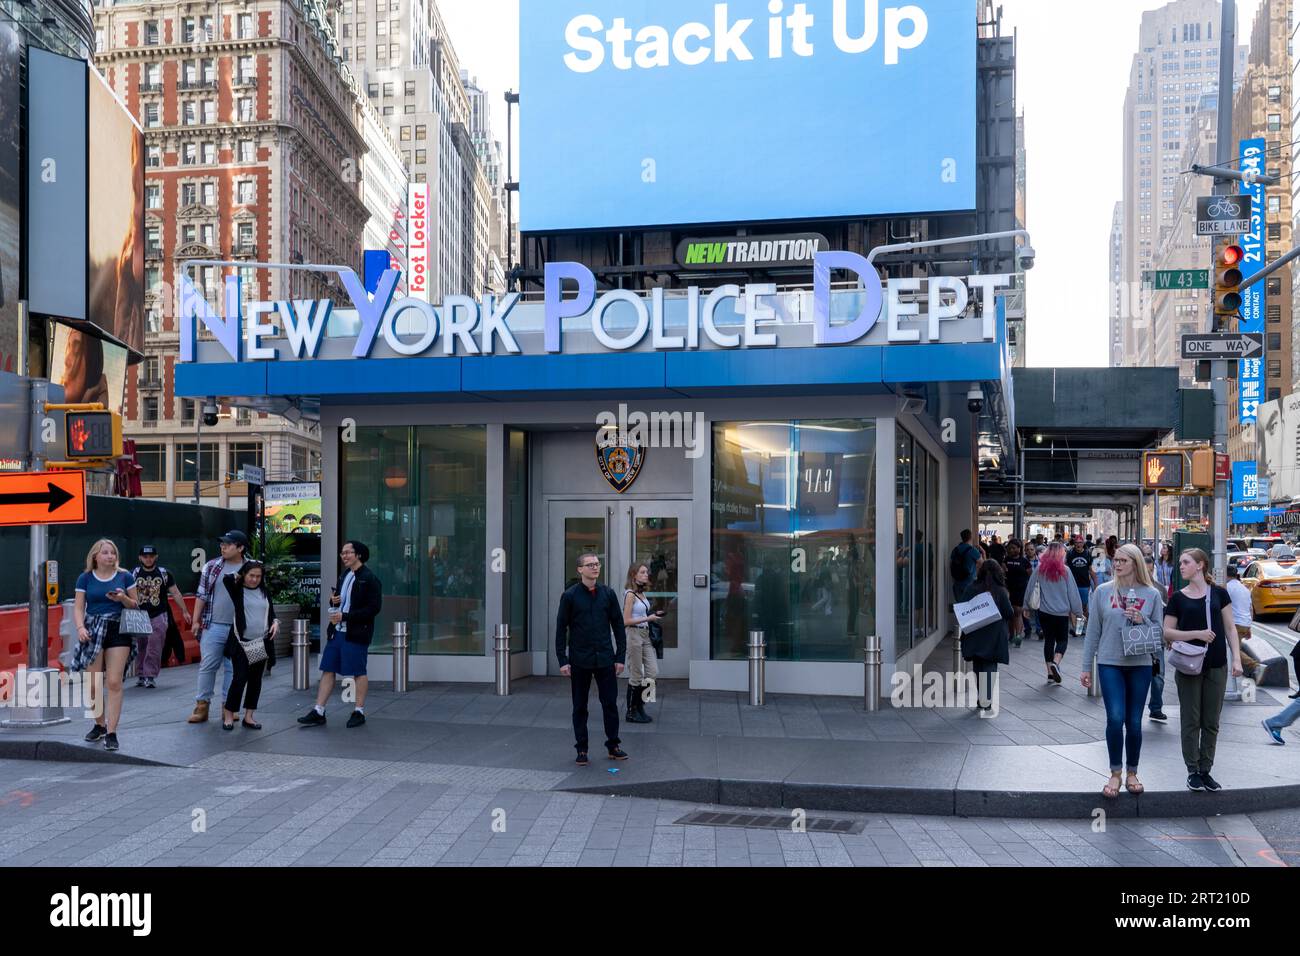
950,546,968,582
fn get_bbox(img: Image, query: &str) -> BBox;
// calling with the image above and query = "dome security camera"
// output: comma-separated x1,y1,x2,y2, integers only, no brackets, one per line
967,384,985,415
1017,244,1037,271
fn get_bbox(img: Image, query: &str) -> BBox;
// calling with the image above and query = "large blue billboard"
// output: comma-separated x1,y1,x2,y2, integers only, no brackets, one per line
1232,460,1267,525
1239,138,1266,425
519,0,977,232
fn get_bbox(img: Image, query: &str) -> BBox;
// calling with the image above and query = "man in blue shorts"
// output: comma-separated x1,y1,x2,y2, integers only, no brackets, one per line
298,540,382,729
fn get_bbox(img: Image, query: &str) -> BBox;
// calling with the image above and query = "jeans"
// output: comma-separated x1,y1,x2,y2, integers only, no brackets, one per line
570,664,620,753
1176,665,1229,773
1077,585,1091,611
1099,664,1154,771
134,614,167,679
196,624,234,704
1149,646,1166,714
1264,697,1300,732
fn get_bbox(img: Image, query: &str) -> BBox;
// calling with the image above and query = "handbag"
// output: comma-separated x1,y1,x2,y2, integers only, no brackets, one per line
239,637,267,664
648,619,664,660
1169,589,1213,676
118,608,152,635
1027,580,1042,612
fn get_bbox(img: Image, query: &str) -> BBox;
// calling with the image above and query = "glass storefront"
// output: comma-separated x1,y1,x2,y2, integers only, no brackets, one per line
341,425,487,655
710,420,877,662
895,428,940,654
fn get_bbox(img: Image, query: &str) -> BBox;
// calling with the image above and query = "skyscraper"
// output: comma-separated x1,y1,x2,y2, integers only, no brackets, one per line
1109,202,1125,368
1119,0,1247,368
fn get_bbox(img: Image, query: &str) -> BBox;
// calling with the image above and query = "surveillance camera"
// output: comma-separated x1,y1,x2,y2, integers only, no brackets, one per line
203,400,219,428
1017,244,1036,271
967,384,985,415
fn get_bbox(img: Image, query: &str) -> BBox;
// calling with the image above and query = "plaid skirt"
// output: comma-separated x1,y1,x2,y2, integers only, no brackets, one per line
70,614,138,674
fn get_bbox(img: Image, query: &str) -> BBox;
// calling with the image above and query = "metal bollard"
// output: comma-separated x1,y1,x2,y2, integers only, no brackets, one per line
863,634,882,712
494,624,511,696
392,621,410,693
292,619,310,691
1087,657,1099,698
952,628,964,675
747,630,766,707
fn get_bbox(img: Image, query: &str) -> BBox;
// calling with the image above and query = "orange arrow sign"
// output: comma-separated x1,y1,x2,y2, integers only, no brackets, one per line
0,472,87,527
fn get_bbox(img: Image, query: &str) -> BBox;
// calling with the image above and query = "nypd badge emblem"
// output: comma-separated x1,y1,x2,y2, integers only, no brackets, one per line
596,440,647,494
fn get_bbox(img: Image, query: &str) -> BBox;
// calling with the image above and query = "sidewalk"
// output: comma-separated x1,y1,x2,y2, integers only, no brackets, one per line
3,637,1299,819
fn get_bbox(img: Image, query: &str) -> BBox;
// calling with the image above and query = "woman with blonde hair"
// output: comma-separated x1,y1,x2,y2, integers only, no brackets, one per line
622,563,663,724
72,539,139,752
1162,548,1243,793
1080,544,1164,798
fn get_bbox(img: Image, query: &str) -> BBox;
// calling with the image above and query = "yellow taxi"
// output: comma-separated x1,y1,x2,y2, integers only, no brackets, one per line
1242,561,1300,617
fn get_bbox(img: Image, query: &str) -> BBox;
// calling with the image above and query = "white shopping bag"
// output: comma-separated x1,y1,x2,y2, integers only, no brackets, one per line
953,591,1001,633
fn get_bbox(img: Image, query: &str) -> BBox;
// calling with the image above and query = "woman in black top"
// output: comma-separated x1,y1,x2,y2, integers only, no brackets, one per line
962,560,1014,713
1162,548,1243,793
1003,540,1032,649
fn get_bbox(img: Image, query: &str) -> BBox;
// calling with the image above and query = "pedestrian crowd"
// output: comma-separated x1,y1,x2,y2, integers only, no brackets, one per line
951,529,1300,798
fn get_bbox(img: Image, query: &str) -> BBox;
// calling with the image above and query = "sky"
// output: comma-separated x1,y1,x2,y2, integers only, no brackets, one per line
436,0,1263,369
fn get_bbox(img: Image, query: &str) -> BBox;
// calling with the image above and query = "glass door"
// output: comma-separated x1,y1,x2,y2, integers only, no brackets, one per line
547,500,691,678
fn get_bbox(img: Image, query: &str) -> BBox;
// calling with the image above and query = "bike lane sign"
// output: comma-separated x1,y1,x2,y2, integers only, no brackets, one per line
1196,195,1252,236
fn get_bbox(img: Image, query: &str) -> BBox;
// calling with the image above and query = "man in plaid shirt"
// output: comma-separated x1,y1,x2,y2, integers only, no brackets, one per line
187,530,250,723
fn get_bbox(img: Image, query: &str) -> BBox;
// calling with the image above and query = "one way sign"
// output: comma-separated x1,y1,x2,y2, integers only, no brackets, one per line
1180,333,1265,360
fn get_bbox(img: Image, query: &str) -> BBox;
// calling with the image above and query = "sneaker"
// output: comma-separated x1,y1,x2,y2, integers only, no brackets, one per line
1200,772,1222,792
346,710,366,728
1186,772,1205,792
1048,662,1062,684
83,724,107,743
103,734,119,752
144,677,156,689
297,709,326,726
1149,711,1168,723
607,747,629,761
575,751,590,767
1261,719,1285,745
135,677,146,688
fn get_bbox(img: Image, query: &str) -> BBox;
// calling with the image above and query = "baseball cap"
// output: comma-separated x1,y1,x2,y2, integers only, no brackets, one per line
220,530,250,548
138,545,158,556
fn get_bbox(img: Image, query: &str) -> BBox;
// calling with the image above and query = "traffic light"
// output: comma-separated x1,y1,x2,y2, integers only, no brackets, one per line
1190,448,1215,490
1143,452,1185,491
64,411,123,460
1212,239,1244,332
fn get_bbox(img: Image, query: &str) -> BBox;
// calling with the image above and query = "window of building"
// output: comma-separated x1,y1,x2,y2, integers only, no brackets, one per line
1269,85,1282,103
377,0,386,10
144,103,160,128
404,103,415,114
239,139,254,162
342,23,351,38
343,0,352,12
356,21,366,38
1268,113,1282,132
1268,360,1283,378
182,224,196,245
342,47,350,61
355,46,365,61
237,180,255,204
237,222,255,250
239,12,254,38
415,149,426,165
136,444,165,481
389,43,399,59
175,443,219,483
414,124,426,140
179,400,195,424
405,81,416,96
146,184,161,209
238,97,254,122
1268,304,1283,323
710,420,879,661
180,183,197,207
1269,223,1282,241
1268,195,1281,215
376,44,385,60
377,20,387,35
202,143,216,164
368,83,378,99
182,143,198,165
143,20,159,45
147,145,161,168
146,226,161,255
390,20,399,35
1268,277,1283,296
203,100,216,124
145,63,161,87
230,442,264,475
400,125,411,141
382,105,392,115
182,101,197,126
413,171,425,183
1269,332,1283,351
202,58,215,82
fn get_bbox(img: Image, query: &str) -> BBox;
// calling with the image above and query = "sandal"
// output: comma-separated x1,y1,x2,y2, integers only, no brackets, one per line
242,720,262,730
1125,774,1145,795
1102,773,1121,798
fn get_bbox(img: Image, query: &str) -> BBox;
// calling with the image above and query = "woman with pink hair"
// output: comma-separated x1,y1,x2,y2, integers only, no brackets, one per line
1025,542,1084,684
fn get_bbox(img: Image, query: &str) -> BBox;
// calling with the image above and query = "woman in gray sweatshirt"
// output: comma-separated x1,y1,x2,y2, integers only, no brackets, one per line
1080,543,1164,799
1024,542,1084,685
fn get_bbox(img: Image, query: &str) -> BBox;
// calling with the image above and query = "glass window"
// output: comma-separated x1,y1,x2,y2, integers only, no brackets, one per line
230,442,263,474
895,430,914,652
389,43,399,59
238,180,255,204
342,426,488,656
202,143,216,164
179,399,195,424
506,430,528,653
146,146,161,168
404,80,416,96
377,20,387,35
141,397,158,422
710,420,877,662
136,444,165,481
239,13,253,38
400,126,411,141
415,124,426,140
175,443,219,483
145,184,161,208
404,104,415,114
202,182,216,206
415,149,426,165
383,82,394,97
239,140,255,162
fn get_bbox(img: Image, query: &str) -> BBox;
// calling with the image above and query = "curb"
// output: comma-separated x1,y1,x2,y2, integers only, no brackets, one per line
0,739,177,768
559,776,1300,819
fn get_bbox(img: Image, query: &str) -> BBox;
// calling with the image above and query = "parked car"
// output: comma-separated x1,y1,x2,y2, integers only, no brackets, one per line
1242,561,1300,617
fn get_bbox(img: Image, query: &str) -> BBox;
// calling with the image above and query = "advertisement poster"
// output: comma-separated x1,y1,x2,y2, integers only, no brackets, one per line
521,0,976,230
265,481,323,535
1231,460,1267,525
1257,395,1300,503
0,24,19,374
49,322,128,415
86,66,145,357
1238,138,1266,425
407,184,430,302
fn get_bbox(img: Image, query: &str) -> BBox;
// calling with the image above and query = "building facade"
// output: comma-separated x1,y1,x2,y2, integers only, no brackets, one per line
1109,202,1125,367
91,0,363,505
359,93,408,280
1119,0,1247,368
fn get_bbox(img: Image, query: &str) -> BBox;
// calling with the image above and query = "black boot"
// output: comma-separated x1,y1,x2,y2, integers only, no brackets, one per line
634,683,653,723
626,684,651,723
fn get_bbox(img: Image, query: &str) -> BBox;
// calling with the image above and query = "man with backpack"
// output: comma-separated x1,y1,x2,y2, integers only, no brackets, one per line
556,551,628,766
950,530,981,602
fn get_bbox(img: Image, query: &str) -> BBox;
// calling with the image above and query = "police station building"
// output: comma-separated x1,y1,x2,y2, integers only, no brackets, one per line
175,255,1016,696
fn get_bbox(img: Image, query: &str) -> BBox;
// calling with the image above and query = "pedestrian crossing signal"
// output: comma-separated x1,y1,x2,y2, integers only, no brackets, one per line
1212,240,1244,333
1143,452,1184,491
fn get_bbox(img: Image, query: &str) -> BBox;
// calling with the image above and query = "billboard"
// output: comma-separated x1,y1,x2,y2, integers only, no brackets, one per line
520,0,977,231
1239,138,1265,425
27,48,87,325
265,482,323,535
407,184,430,301
1232,460,1267,525
1257,394,1300,504
0,24,19,375
50,323,128,415
87,66,145,357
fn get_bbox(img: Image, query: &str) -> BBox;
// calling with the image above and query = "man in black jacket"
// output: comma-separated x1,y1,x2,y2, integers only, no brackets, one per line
299,540,383,729
557,551,628,765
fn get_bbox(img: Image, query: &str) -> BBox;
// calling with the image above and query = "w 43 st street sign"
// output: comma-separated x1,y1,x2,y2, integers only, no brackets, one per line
1180,333,1264,360
1143,269,1210,290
